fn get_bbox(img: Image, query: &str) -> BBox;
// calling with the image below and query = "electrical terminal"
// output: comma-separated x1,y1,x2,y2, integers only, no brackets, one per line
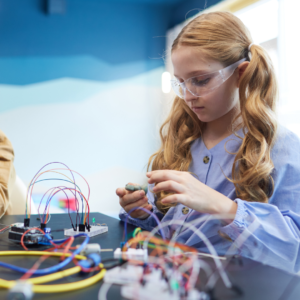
122,284,210,300
7,281,33,300
104,265,144,285
8,223,53,245
114,248,148,261
23,218,30,228
121,282,179,300
80,243,101,256
64,225,108,237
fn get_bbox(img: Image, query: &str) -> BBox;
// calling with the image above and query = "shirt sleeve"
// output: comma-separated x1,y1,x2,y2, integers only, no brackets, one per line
0,130,16,218
119,183,164,231
220,129,300,273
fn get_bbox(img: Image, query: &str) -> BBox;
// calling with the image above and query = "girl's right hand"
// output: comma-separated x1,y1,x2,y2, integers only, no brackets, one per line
116,182,152,219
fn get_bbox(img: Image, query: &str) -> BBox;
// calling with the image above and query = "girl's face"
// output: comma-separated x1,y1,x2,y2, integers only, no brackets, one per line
171,46,242,124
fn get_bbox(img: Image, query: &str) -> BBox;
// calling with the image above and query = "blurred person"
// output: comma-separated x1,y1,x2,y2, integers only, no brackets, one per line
116,12,300,272
0,130,15,218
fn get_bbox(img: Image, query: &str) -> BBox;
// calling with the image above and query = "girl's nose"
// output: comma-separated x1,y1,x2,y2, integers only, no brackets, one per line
184,89,198,103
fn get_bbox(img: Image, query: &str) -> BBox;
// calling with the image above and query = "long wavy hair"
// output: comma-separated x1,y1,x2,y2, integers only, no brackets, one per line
148,11,278,214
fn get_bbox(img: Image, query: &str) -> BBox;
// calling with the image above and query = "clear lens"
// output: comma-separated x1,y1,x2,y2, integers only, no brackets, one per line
185,72,224,97
171,79,185,99
171,58,246,99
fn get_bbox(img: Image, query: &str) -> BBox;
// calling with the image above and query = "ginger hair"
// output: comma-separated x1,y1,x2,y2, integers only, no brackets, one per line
148,11,278,214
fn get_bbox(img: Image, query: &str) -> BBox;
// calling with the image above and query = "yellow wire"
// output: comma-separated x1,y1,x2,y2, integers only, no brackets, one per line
0,251,106,293
133,227,141,237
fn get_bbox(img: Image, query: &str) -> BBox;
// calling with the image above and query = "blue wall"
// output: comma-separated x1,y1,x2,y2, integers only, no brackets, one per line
0,0,221,215
0,0,220,85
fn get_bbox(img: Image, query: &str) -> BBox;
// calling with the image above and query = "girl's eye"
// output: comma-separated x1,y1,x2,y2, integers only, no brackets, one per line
192,77,210,86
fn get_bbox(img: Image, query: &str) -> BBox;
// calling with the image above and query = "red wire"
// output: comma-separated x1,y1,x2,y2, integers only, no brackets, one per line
28,168,90,218
20,226,101,278
0,225,11,232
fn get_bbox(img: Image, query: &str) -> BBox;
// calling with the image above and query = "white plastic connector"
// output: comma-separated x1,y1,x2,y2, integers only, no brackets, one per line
121,282,179,300
80,243,101,256
104,265,143,285
7,281,33,300
114,248,147,261
64,225,108,237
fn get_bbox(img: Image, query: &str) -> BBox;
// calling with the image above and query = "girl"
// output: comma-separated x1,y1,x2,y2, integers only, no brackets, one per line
116,11,300,273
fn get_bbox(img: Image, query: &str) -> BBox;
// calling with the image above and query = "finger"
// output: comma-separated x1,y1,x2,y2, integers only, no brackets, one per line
120,192,147,208
116,187,126,197
161,194,186,205
130,204,153,219
152,180,184,194
123,197,148,212
122,190,145,205
147,170,182,185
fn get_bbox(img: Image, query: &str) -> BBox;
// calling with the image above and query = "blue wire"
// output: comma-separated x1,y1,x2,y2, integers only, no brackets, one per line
0,233,90,275
44,187,85,226
124,207,165,242
32,178,84,224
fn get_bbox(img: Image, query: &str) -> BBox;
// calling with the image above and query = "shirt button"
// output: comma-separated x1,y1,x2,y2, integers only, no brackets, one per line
203,156,210,164
182,207,189,215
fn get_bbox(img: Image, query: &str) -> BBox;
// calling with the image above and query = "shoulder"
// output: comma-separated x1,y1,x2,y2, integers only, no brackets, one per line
0,129,14,161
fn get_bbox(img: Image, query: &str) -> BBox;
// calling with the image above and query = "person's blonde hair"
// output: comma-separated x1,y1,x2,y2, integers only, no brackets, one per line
148,11,278,214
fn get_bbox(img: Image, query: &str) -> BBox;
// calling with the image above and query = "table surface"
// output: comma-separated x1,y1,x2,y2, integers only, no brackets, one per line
0,213,300,300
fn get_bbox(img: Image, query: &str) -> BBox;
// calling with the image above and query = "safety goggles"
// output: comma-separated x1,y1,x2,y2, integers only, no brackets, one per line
171,58,246,99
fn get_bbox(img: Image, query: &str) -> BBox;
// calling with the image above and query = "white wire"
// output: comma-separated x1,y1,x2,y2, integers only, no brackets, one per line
188,259,201,290
180,254,214,278
171,213,260,289
46,213,51,224
98,283,112,300
184,252,226,260
143,219,232,289
205,219,260,289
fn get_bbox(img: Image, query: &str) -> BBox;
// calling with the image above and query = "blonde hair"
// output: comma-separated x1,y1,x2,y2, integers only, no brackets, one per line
148,11,278,214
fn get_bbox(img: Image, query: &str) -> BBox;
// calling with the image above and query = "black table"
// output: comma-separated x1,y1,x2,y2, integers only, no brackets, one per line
0,213,300,300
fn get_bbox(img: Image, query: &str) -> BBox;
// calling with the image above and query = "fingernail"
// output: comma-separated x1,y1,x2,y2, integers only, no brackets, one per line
140,191,144,196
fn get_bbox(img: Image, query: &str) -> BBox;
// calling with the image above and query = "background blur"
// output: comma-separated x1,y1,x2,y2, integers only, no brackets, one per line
0,0,298,218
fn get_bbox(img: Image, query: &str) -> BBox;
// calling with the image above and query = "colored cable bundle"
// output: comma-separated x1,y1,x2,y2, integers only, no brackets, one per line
0,251,106,293
25,162,91,229
0,230,107,294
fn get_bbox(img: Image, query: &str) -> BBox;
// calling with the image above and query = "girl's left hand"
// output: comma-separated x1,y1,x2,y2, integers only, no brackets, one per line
147,170,237,216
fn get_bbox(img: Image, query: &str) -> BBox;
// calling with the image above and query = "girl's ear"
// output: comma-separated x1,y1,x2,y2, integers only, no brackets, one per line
237,61,249,87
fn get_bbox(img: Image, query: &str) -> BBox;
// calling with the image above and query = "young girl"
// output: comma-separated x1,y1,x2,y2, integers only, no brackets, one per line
116,11,300,273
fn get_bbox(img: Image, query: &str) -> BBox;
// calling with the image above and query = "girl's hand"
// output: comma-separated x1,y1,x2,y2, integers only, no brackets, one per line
116,182,152,219
146,170,237,216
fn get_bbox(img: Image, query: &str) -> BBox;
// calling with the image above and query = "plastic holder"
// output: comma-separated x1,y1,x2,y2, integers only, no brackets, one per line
64,225,108,237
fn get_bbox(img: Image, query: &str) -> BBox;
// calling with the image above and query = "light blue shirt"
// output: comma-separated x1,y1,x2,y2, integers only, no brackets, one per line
119,126,300,274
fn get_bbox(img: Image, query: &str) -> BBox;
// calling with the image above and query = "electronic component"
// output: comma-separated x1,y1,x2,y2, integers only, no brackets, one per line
79,224,86,232
125,184,148,194
121,283,177,300
8,223,53,245
24,218,30,227
64,225,108,237
80,243,101,256
114,248,148,261
7,281,33,300
104,265,143,284
122,284,210,300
